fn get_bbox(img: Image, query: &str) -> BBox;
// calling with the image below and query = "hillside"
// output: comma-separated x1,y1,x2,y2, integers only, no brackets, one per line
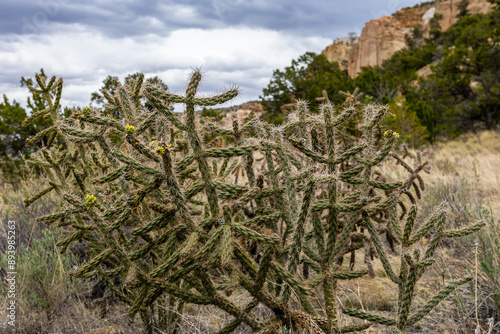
262,1,499,142
321,0,493,77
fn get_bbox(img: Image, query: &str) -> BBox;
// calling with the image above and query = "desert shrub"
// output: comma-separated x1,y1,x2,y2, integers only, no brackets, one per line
382,97,430,148
0,178,60,254
0,227,91,321
20,70,485,334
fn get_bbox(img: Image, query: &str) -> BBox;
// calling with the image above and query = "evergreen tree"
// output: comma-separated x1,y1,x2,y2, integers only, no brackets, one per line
260,52,353,123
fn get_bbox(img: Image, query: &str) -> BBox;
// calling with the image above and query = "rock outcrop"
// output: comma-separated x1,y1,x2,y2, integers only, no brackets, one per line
430,0,492,30
321,37,358,71
220,101,264,127
321,0,493,77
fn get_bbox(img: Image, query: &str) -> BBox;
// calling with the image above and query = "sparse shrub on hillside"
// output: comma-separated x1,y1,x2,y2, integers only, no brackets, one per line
383,97,429,148
20,70,485,334
0,228,91,323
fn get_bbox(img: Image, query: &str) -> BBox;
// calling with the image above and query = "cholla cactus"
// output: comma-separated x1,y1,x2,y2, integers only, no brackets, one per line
22,70,484,333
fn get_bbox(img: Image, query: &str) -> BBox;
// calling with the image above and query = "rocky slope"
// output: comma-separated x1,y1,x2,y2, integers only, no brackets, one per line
321,0,493,77
218,101,264,127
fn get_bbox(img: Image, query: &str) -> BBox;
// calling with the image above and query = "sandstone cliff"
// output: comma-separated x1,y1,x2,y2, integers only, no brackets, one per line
321,37,358,71
321,0,493,77
220,102,264,127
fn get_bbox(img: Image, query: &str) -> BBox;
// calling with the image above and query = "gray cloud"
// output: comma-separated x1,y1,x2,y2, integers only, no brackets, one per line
0,0,423,111
4,0,424,38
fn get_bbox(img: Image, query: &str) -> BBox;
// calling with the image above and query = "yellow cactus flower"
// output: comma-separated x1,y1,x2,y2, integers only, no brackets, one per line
155,146,166,155
384,130,400,139
85,194,97,207
125,125,135,134
384,130,399,138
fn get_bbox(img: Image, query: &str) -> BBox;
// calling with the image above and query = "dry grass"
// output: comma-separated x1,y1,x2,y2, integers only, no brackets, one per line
377,130,500,333
382,131,500,218
426,131,500,217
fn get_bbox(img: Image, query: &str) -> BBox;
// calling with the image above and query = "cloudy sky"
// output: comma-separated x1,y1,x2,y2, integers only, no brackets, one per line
1,0,423,111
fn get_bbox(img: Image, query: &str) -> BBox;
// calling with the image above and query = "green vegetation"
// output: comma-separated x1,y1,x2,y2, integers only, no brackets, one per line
401,1,436,10
409,8,500,139
0,69,57,185
261,3,499,142
0,96,31,183
260,52,353,123
0,96,31,157
0,228,90,320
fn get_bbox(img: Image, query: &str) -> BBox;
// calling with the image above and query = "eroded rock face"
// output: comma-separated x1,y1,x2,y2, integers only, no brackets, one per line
348,11,423,76
321,37,358,71
321,0,493,77
434,0,492,30
220,102,264,127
